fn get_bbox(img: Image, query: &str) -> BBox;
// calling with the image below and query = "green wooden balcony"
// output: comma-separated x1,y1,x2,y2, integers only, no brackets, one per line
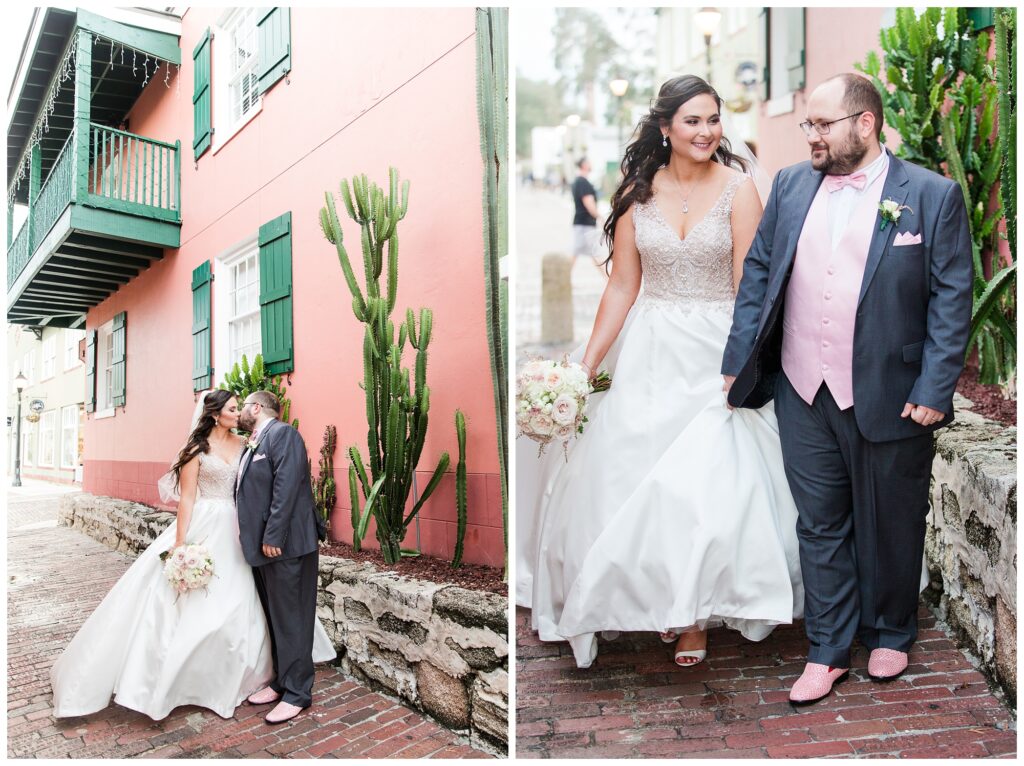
6,10,182,328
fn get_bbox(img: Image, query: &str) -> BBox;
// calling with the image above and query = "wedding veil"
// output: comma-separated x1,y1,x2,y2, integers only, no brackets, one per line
156,390,212,504
721,108,773,207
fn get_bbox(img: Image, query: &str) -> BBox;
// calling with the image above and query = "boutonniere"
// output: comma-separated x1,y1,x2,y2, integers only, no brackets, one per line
245,439,259,453
878,198,914,231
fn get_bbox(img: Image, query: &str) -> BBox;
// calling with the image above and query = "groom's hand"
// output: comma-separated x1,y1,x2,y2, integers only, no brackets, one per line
722,375,736,410
262,544,282,558
901,402,945,426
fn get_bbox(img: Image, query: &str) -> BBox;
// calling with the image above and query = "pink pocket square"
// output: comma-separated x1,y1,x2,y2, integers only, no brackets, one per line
894,231,922,246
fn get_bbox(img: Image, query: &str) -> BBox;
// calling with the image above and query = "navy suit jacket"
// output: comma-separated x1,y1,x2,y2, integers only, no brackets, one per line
722,150,973,442
235,419,325,567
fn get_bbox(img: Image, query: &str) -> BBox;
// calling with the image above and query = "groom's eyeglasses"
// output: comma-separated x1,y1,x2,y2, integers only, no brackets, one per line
799,111,867,137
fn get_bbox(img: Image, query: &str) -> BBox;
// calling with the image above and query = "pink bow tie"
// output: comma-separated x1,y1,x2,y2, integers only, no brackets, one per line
825,172,867,192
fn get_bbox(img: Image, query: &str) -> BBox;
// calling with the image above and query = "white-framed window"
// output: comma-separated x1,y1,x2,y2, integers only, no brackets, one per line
64,328,85,370
38,410,56,467
215,237,262,378
766,8,805,106
41,335,57,380
22,420,36,467
94,319,116,417
213,7,262,151
61,405,80,469
22,349,36,385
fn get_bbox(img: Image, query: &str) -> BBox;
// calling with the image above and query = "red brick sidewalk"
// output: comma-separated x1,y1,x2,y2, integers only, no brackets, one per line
516,606,1016,758
7,492,485,759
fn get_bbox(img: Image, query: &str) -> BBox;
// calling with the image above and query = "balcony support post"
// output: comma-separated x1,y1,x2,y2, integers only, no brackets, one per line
27,143,41,253
72,29,93,206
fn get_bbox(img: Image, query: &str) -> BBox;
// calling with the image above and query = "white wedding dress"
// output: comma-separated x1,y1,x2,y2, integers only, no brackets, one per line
518,173,805,668
51,449,336,720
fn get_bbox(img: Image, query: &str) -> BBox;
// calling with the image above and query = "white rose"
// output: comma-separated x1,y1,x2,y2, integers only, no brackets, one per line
551,394,579,426
566,365,588,386
516,409,531,426
529,413,555,436
523,360,545,379
544,366,564,389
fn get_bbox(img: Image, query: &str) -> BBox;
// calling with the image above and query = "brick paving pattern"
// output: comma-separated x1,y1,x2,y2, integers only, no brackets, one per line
7,490,486,758
516,606,1016,758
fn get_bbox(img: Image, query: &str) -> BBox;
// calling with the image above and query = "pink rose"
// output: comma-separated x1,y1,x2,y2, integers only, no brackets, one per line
551,394,579,426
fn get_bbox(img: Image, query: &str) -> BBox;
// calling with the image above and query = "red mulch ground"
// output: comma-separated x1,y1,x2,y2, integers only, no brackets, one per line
320,540,507,597
956,366,1017,426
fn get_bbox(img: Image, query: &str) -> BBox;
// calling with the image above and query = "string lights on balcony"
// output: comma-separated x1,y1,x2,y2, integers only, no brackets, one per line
7,32,181,209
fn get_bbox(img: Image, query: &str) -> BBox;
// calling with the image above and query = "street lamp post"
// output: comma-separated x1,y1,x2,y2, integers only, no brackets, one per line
12,372,27,487
609,78,630,151
694,7,722,85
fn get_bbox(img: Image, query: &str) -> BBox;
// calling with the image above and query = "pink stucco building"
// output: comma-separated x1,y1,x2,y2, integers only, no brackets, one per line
7,8,504,566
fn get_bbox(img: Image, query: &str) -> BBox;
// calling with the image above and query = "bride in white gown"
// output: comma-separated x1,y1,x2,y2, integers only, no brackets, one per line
518,75,804,669
50,390,335,720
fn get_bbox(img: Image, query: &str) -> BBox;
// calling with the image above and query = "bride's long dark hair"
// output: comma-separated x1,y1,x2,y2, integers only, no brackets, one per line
602,75,750,264
170,389,234,488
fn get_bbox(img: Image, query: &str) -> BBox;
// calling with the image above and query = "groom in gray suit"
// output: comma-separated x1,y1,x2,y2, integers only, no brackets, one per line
722,74,972,704
236,390,326,724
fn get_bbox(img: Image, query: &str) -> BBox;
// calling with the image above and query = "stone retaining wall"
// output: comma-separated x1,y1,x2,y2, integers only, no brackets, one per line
925,396,1017,705
57,495,509,753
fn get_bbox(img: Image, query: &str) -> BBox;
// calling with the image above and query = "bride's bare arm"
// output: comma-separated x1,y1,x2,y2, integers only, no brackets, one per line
174,457,199,548
581,205,642,374
730,178,763,294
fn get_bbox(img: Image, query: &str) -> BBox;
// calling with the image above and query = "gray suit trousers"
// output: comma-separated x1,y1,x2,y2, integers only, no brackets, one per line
775,374,934,667
253,551,318,708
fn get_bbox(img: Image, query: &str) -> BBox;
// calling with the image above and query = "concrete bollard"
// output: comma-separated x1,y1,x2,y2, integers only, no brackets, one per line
541,253,573,344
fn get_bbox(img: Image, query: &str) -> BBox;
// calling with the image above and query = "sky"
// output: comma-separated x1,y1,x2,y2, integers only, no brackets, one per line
513,6,658,84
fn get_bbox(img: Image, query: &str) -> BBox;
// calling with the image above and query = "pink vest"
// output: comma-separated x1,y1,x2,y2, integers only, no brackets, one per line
781,171,887,409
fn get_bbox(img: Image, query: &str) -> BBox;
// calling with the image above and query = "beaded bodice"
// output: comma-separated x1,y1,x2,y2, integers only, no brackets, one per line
633,173,746,308
197,449,242,500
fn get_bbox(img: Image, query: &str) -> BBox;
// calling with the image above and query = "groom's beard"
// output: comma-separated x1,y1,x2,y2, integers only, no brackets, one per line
811,132,867,175
238,413,255,432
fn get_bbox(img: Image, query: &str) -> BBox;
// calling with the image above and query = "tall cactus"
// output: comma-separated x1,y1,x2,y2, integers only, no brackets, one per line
451,410,468,568
320,169,452,564
996,8,1016,265
476,7,509,579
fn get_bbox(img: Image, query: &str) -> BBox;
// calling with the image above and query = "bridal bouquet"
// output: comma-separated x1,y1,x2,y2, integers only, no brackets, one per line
516,357,611,456
159,543,215,597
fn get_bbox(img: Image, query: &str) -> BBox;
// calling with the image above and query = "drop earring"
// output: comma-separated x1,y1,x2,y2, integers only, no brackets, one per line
662,135,668,147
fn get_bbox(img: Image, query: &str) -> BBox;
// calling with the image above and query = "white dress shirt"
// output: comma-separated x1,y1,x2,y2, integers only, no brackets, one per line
827,149,889,250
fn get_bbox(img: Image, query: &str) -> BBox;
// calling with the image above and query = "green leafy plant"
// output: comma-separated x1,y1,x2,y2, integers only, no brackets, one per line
857,8,1014,391
219,353,298,431
319,168,455,565
311,425,337,539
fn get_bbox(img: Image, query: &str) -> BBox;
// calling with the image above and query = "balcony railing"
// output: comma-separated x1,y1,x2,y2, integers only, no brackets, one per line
87,124,180,222
7,124,180,289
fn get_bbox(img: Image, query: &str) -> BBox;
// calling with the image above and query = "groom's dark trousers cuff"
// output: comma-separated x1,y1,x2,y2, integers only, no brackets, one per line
775,374,933,668
254,551,318,708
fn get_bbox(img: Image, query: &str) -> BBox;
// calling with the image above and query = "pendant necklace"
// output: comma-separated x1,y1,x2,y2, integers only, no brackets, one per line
669,164,709,214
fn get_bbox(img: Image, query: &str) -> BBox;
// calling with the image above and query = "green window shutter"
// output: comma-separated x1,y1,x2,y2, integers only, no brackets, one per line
112,312,127,407
967,8,995,30
192,261,213,391
85,330,97,413
761,9,770,102
258,212,293,375
193,28,212,161
257,8,291,95
785,9,806,93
